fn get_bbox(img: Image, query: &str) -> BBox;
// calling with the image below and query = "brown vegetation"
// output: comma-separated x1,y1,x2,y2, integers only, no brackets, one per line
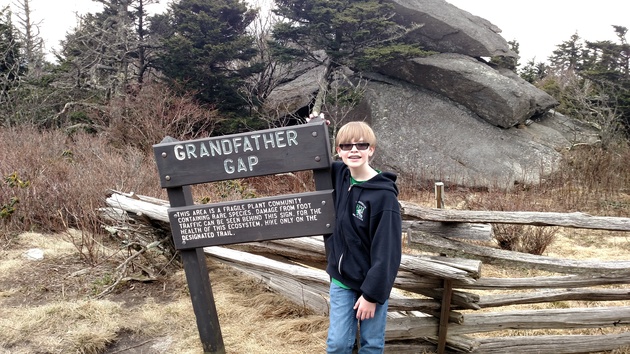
0,232,328,354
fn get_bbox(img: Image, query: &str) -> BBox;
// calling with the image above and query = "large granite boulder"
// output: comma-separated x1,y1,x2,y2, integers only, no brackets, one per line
378,53,558,128
263,65,324,116
389,0,515,58
349,77,598,189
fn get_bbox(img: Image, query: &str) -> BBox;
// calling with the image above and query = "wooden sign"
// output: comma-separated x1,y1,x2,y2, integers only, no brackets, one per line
168,190,335,249
153,121,334,354
153,123,332,188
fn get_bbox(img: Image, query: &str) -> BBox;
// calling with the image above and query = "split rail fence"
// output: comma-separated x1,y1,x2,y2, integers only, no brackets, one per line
105,187,630,354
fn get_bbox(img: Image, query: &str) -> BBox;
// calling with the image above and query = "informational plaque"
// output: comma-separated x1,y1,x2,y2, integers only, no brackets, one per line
168,190,335,249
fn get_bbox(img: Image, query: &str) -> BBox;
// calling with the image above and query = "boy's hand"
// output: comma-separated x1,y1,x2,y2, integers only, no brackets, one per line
306,112,330,125
354,295,376,320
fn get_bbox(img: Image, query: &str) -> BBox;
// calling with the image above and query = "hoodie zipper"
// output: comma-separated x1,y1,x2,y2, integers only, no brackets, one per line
338,253,344,275
338,182,355,276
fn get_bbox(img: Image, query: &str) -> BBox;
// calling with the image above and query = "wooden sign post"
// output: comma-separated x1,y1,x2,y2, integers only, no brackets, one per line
153,122,334,353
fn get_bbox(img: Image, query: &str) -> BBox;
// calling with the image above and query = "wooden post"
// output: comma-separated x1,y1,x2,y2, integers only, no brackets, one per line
435,182,444,209
437,279,453,353
434,181,451,354
167,186,225,354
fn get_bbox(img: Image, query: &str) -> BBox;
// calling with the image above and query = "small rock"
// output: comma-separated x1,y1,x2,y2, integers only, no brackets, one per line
24,248,44,260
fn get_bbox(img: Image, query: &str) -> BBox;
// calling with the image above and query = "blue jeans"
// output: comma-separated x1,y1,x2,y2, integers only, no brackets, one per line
326,282,388,354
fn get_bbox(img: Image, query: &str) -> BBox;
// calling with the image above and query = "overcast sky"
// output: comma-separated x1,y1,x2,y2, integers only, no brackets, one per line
4,0,168,60
4,0,629,64
446,0,630,63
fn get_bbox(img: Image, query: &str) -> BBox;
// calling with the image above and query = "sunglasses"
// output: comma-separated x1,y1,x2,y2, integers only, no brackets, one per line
338,142,370,151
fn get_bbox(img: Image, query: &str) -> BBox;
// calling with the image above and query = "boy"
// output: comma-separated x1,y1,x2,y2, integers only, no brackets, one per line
317,117,402,354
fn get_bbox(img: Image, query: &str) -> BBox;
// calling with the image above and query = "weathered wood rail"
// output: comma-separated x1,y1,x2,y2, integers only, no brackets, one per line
105,190,630,354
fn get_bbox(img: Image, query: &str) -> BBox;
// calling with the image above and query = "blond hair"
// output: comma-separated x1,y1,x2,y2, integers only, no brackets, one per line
335,121,377,147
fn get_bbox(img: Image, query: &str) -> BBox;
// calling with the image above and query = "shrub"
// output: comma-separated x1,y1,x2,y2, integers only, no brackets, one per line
1,172,29,222
493,224,559,255
93,83,223,154
0,126,164,261
458,185,560,255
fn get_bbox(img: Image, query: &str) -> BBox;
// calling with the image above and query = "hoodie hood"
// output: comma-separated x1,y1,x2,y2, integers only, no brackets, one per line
357,171,399,195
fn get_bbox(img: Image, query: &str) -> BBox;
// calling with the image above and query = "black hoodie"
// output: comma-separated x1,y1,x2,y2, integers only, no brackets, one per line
325,161,402,304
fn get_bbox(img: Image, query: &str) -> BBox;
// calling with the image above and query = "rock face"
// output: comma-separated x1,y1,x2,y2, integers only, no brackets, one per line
263,65,324,116
263,0,599,189
390,0,515,58
378,54,558,128
352,78,596,189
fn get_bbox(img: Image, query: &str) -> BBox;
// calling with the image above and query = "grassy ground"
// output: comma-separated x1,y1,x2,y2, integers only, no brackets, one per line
0,231,328,354
3,226,630,353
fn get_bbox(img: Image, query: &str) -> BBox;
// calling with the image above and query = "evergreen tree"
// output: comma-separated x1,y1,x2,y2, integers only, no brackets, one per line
129,0,160,83
0,7,24,84
580,26,630,137
157,0,260,115
271,0,425,114
520,59,548,84
548,32,587,72
0,6,26,122
2,3,60,127
12,0,45,78
541,27,630,143
57,0,160,94
272,0,422,70
582,26,629,80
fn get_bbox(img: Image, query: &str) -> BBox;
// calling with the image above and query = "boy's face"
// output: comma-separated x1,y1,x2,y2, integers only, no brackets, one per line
336,139,374,169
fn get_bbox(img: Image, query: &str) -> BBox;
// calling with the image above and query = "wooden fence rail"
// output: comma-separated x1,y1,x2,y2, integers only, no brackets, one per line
105,191,630,354
400,201,630,231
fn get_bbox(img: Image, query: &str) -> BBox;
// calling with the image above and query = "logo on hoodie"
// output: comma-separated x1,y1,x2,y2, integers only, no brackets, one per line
353,201,367,221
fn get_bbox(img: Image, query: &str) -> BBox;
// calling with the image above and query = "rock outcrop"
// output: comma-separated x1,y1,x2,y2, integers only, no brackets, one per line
262,0,599,189
263,65,323,116
378,53,558,128
351,76,596,189
390,0,515,58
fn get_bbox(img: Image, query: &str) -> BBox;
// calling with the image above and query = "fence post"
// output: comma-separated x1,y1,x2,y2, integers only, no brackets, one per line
434,181,451,354
435,182,444,209
167,186,225,354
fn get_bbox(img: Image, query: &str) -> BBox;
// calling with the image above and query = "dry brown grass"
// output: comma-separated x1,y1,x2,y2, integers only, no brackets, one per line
0,232,328,354
463,227,630,354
